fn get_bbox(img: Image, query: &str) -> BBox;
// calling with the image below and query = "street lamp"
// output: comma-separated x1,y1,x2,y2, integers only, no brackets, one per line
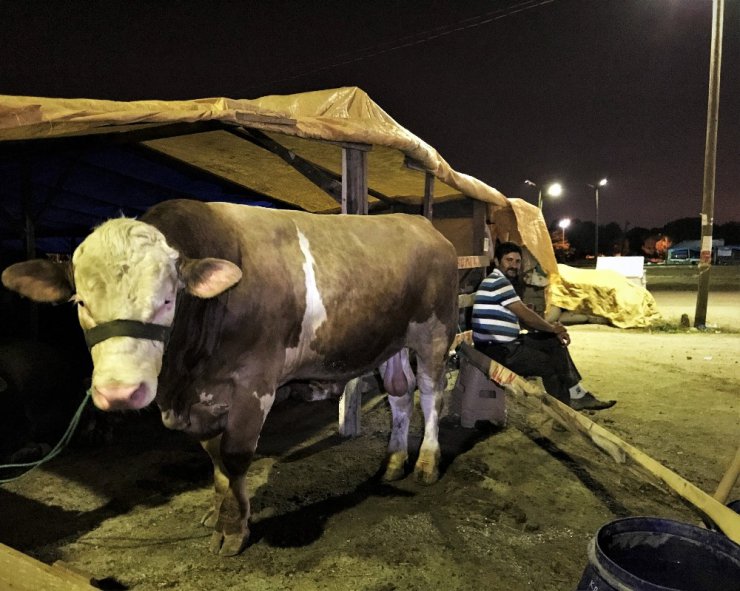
558,218,571,243
588,178,608,260
524,180,563,209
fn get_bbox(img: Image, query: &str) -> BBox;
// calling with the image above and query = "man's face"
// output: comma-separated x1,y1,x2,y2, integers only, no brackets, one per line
495,251,522,280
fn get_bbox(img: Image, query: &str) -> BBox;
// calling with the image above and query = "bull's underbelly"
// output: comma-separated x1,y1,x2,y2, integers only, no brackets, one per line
283,341,404,383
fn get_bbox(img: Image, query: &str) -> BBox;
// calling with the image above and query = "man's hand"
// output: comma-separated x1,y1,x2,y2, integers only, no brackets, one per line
509,301,571,346
552,322,570,346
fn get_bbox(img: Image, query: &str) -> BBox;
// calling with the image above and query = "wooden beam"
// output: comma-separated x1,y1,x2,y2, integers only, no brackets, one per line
457,255,489,269
403,155,427,172
342,145,369,215
226,127,343,203
232,112,296,128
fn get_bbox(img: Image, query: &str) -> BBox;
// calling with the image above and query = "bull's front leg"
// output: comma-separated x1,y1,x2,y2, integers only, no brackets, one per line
200,389,275,556
199,435,227,529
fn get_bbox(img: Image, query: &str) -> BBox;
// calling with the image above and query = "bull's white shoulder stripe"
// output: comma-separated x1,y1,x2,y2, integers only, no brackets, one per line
297,230,328,334
284,229,328,373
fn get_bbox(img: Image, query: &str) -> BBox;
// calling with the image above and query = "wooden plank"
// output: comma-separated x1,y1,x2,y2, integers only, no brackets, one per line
450,330,473,352
0,543,98,590
457,255,489,269
458,293,476,309
338,141,372,152
402,155,427,172
713,447,740,504
233,112,297,127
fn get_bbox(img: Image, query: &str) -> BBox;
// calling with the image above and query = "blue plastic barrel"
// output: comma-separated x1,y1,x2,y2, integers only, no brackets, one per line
577,517,740,591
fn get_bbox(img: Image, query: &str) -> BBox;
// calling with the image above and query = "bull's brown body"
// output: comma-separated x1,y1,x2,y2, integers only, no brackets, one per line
2,199,458,555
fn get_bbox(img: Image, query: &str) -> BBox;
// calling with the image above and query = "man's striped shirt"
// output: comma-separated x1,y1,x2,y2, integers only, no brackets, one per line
471,269,521,343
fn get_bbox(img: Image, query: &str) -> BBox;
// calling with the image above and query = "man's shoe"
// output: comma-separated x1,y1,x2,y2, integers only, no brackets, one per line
569,392,616,411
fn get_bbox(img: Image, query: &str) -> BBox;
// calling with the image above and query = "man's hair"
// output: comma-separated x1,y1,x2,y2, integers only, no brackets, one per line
494,241,522,261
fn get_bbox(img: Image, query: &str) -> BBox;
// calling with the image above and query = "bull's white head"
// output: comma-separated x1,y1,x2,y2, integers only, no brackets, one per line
2,217,242,412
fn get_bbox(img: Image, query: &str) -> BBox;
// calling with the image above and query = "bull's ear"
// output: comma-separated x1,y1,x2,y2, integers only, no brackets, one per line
179,257,242,298
1,260,73,303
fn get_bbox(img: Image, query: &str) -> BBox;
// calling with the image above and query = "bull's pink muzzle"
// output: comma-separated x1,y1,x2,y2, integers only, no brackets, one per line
92,383,151,411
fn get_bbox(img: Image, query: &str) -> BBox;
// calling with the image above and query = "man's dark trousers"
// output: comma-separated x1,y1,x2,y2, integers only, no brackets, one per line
477,332,581,403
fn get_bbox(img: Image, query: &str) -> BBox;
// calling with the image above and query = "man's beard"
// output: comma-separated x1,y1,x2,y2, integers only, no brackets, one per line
504,268,519,281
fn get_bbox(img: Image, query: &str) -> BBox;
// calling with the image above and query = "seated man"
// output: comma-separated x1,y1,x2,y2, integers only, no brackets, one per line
472,242,615,411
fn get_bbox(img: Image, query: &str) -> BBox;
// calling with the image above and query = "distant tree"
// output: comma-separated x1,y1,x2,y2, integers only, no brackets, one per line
662,217,700,244
563,219,593,258
716,221,740,244
550,230,571,262
601,222,623,255
624,226,651,255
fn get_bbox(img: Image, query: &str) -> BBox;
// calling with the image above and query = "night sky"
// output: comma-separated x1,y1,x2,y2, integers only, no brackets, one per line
2,0,738,229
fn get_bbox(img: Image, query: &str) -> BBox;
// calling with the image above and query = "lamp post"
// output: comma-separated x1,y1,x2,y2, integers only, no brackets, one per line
558,218,571,243
588,178,607,260
524,180,563,210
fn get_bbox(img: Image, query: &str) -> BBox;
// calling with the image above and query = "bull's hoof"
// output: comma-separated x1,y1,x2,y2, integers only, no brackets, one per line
382,453,407,482
413,450,440,484
200,507,218,528
209,531,248,556
413,464,439,485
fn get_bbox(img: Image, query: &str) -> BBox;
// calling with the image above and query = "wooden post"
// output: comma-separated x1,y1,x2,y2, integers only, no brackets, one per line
341,143,370,215
695,0,724,328
338,142,371,435
338,376,363,437
472,199,487,256
423,171,434,220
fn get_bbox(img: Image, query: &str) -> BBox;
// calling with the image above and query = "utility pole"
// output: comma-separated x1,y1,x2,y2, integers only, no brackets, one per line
695,0,724,328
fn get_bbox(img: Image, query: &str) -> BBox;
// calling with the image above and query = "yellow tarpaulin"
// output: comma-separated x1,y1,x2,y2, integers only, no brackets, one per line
0,86,658,328
549,264,661,328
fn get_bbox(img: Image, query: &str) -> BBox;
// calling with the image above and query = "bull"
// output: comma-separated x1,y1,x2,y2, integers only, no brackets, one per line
2,199,458,555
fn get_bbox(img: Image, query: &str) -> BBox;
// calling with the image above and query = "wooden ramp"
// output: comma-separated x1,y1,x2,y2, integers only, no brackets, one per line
0,543,98,590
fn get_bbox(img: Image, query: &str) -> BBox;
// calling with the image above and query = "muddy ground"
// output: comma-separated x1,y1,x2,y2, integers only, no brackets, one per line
1,290,738,591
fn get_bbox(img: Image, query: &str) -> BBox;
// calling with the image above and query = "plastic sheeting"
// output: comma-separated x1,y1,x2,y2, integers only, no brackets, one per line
549,264,661,329
0,87,658,327
0,87,509,207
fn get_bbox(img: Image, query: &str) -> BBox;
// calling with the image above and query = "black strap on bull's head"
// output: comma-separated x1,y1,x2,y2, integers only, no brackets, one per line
84,320,172,350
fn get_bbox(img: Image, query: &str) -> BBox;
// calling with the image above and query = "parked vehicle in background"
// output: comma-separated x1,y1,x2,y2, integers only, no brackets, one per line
664,239,740,265
666,245,701,265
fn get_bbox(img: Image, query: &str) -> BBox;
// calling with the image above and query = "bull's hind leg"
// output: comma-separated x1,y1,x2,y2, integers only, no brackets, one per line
380,348,416,481
409,317,453,484
413,361,443,484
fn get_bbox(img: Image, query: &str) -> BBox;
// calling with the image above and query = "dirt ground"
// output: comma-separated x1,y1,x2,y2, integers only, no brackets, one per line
1,290,738,591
